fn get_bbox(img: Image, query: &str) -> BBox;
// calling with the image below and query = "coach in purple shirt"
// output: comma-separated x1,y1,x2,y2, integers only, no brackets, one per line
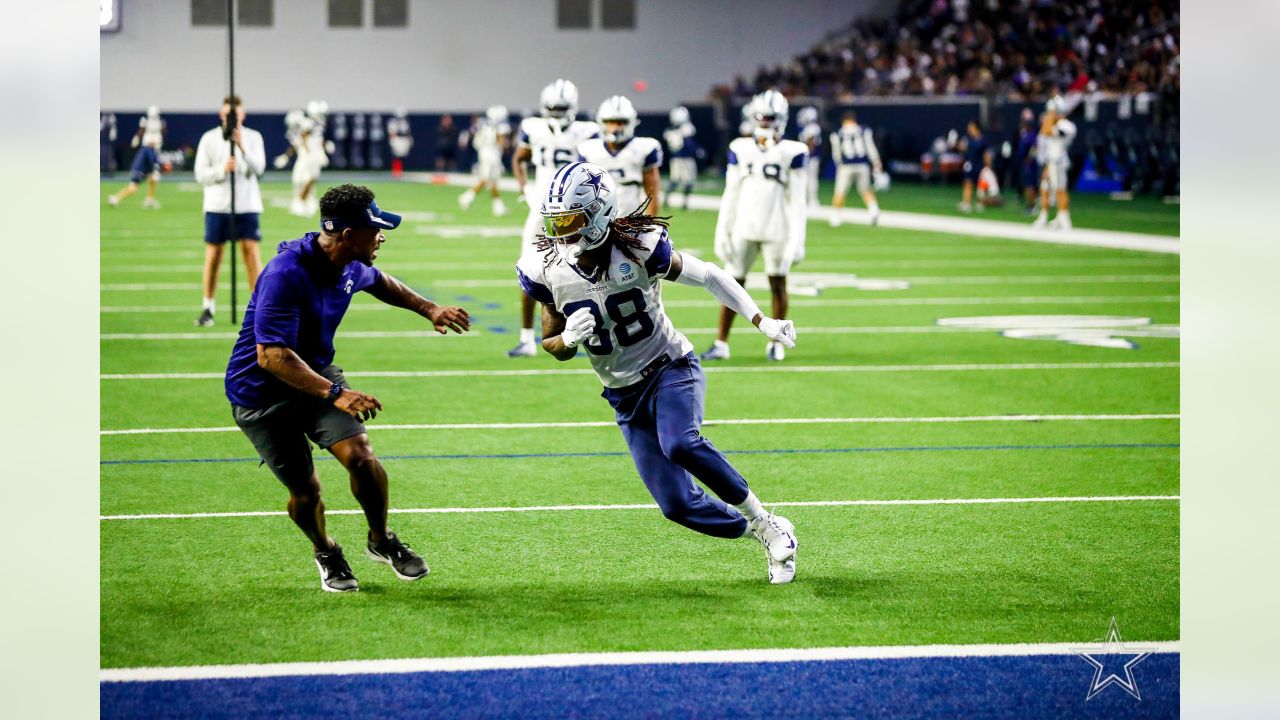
226,184,470,592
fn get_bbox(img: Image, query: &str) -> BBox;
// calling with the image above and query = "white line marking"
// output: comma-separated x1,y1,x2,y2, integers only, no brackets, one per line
99,413,1179,436
101,495,1180,522
98,295,1181,313
99,362,1179,381
99,639,1182,682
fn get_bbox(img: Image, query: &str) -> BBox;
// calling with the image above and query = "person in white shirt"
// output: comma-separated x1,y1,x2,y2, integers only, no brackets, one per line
703,90,808,363
1033,95,1077,230
458,105,511,217
193,95,266,327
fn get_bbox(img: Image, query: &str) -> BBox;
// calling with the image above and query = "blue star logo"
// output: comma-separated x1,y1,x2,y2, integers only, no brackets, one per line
581,169,606,198
1072,618,1158,701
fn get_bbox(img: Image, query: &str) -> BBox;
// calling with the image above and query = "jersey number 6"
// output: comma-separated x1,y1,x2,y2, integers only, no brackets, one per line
562,288,656,356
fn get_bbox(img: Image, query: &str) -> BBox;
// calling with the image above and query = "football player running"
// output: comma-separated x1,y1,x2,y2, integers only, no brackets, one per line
1034,96,1077,230
518,162,800,583
508,79,600,358
796,106,823,208
577,95,662,217
663,106,701,210
458,105,511,217
703,90,808,363
107,105,165,209
828,111,884,227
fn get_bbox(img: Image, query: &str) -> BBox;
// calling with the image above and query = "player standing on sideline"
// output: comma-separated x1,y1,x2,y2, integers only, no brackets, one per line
796,106,823,208
387,109,413,178
107,105,165,209
508,79,600,358
578,95,662,217
520,162,800,583
663,106,700,210
226,184,471,592
958,121,992,213
1034,96,1077,230
1015,108,1041,213
702,90,807,363
193,95,266,328
828,111,884,227
458,105,511,217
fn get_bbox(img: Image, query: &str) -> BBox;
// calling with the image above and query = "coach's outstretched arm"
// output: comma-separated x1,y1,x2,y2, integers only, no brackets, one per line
667,252,796,347
367,273,471,335
256,344,382,421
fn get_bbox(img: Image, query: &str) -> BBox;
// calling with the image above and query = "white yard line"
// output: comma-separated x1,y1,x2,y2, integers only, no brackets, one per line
99,412,1180,436
101,494,1180,522
99,638,1181,682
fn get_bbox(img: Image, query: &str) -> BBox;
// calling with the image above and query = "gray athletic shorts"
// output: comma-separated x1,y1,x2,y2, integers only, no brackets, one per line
231,364,366,490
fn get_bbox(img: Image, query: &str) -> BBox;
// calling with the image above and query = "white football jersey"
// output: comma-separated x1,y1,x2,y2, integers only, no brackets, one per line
519,118,601,194
139,116,164,148
577,136,663,215
1037,119,1077,165
830,124,879,166
664,123,695,153
718,137,809,244
516,228,692,389
798,122,823,149
386,116,411,138
473,120,510,161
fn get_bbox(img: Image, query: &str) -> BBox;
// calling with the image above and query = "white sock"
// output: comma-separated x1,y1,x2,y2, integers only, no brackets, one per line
735,490,767,524
1057,210,1071,221
520,327,535,344
203,298,215,313
1036,211,1048,223
868,201,880,213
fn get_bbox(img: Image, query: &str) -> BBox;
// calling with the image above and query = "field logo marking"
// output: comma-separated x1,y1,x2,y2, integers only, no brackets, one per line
936,315,1180,350
1072,617,1157,701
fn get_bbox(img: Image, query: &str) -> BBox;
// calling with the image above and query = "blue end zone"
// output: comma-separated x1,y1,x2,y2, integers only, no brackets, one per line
102,653,1178,719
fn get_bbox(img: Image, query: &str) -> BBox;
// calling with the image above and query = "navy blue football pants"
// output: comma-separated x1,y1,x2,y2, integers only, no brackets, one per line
602,353,751,539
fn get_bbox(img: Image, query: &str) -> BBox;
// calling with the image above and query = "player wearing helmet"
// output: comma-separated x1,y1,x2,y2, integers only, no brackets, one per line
577,95,662,217
107,105,165,209
796,106,823,208
663,106,701,210
458,105,511,217
1034,95,1077,230
508,79,600,358
386,109,413,178
517,162,800,584
703,90,808,363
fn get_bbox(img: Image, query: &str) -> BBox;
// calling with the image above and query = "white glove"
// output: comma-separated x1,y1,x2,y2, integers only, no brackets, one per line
757,317,796,348
873,170,891,191
560,307,597,349
273,153,290,169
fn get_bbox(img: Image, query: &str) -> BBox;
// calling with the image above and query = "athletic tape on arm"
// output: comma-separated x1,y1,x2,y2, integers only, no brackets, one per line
673,253,762,322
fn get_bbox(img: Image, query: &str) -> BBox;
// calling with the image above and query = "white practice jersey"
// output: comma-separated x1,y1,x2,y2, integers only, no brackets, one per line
293,129,329,174
577,136,663,215
798,122,823,150
139,116,164,148
386,116,411,138
664,122,695,154
1037,118,1077,165
516,228,693,389
830,124,880,167
518,118,601,195
473,120,510,162
717,137,808,246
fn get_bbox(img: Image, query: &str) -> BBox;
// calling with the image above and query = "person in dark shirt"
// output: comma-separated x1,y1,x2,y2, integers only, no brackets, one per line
1015,108,1041,212
958,121,992,213
225,184,471,592
435,114,459,171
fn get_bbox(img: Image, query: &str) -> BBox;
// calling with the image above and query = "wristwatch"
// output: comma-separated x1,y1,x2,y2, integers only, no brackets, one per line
326,382,346,403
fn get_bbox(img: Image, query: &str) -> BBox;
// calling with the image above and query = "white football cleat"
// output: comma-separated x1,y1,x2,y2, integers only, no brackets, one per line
765,341,786,362
699,340,731,361
141,197,160,209
1052,213,1072,230
751,513,797,564
458,190,475,211
1032,213,1048,228
289,198,308,217
768,556,796,585
492,197,507,216
869,208,880,226
829,213,842,227
505,341,536,358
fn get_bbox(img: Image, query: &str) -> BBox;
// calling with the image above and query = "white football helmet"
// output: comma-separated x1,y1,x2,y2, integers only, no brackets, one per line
486,105,509,124
752,90,788,144
797,106,818,126
540,161,618,262
1045,95,1065,114
285,109,305,131
669,106,690,126
146,105,160,119
306,100,329,123
597,95,638,144
540,79,579,128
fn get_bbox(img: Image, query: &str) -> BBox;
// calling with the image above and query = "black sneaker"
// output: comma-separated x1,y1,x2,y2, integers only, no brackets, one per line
195,309,214,327
315,544,359,592
366,532,429,581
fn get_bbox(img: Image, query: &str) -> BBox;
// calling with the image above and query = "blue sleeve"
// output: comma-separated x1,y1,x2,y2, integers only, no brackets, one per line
518,128,529,145
516,265,555,305
355,264,383,294
790,151,807,169
252,271,301,348
644,230,673,278
727,149,738,165
644,146,662,169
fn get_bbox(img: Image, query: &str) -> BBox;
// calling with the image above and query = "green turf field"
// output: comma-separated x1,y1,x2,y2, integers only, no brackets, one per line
100,178,1179,669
